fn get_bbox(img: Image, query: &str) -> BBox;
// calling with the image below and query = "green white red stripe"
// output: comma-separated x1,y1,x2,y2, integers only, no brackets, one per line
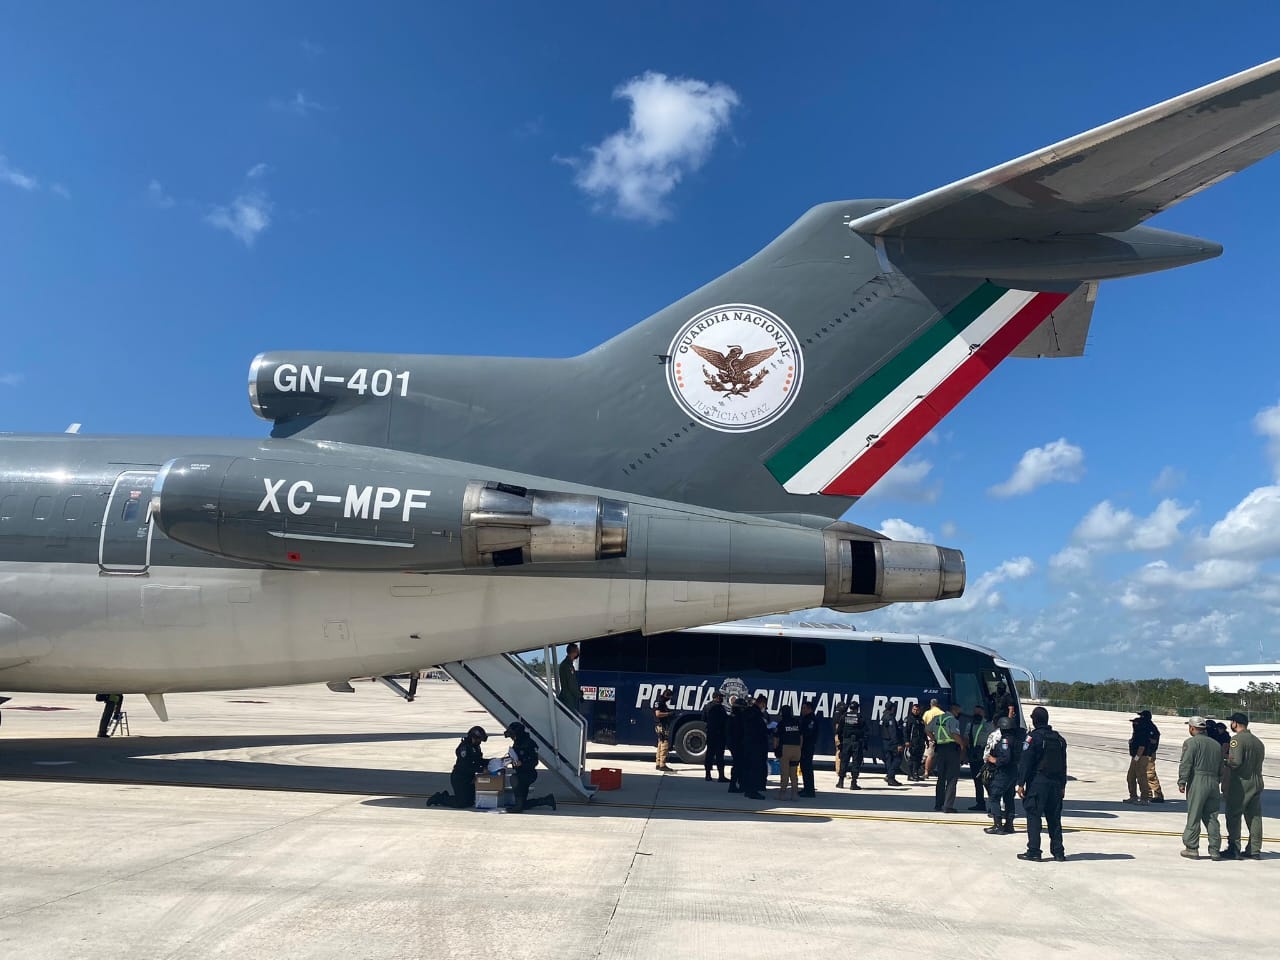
765,283,1071,497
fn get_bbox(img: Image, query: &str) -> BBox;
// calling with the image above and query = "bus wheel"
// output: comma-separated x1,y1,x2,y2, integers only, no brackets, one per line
672,720,707,764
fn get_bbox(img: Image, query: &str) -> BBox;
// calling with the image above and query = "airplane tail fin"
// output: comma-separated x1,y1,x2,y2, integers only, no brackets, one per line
263,58,1280,517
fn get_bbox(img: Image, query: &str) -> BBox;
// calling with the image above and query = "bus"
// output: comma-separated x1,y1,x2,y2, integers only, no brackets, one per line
577,621,1035,764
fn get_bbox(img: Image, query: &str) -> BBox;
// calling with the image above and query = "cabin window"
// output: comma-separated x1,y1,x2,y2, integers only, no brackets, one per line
32,496,53,520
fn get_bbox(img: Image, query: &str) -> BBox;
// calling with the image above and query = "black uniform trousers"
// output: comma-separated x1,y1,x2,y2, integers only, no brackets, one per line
512,766,552,811
905,743,924,779
800,744,816,794
704,735,726,778
97,699,118,737
987,770,1016,826
1023,775,1065,857
443,769,477,809
883,747,902,780
728,736,744,791
933,743,962,810
840,737,864,783
971,758,987,804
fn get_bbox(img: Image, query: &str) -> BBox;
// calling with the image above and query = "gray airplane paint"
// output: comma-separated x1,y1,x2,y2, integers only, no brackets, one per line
4,58,1280,699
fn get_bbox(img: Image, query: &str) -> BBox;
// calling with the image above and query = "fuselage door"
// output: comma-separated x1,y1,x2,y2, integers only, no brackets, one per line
99,470,158,574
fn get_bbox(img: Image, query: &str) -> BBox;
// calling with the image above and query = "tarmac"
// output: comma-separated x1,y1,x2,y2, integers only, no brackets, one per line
1,682,1277,959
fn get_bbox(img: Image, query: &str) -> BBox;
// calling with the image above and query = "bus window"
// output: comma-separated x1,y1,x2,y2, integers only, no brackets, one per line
578,631,645,673
647,631,718,674
718,634,789,674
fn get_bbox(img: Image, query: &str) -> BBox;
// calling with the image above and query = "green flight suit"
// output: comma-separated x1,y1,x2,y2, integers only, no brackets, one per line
1224,728,1266,856
1177,733,1222,853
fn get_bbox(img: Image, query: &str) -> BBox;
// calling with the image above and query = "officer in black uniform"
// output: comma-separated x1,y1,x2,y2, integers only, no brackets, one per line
903,702,926,781
991,681,1014,721
427,725,490,808
836,699,867,789
702,691,729,782
1016,705,1068,862
880,707,904,786
505,722,556,813
738,696,769,800
983,717,1020,834
727,696,746,793
798,700,819,797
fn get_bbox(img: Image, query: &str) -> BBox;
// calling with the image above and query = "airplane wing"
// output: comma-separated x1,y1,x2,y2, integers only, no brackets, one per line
850,58,1280,241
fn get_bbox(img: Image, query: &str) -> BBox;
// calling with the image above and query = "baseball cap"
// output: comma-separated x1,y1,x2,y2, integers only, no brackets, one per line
1187,716,1207,729
1228,711,1249,725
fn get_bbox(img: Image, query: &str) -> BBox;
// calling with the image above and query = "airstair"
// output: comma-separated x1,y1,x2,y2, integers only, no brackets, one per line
441,651,597,800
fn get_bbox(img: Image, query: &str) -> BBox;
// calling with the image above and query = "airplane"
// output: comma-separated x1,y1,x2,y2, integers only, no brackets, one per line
3,59,1280,719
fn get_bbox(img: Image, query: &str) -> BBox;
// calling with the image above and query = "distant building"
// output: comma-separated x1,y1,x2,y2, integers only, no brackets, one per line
1205,663,1280,693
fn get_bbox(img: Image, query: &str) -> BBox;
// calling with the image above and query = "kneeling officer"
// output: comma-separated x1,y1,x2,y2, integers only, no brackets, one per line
505,722,557,813
427,725,490,808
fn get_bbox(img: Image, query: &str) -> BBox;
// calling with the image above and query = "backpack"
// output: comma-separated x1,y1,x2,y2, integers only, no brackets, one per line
1037,730,1067,777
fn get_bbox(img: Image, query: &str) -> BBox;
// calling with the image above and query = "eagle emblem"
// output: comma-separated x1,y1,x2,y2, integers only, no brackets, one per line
690,343,778,397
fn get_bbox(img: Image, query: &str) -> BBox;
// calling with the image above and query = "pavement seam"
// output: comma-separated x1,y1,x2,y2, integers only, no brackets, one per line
0,792,359,923
592,768,667,959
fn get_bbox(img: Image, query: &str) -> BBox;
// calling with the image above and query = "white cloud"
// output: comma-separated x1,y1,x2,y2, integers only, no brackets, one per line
944,556,1035,612
1254,400,1280,479
270,91,326,117
1117,585,1159,611
1136,558,1258,591
989,438,1084,498
1074,500,1135,544
566,71,739,223
939,520,958,539
1,153,39,191
1199,485,1280,561
859,458,939,504
0,372,22,387
1049,545,1091,576
50,182,70,199
1126,499,1192,551
1165,610,1237,650
879,518,931,543
206,165,273,247
146,179,175,209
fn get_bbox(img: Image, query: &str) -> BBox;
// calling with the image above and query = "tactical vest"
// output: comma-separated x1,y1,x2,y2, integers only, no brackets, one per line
935,715,955,745
1037,730,1066,777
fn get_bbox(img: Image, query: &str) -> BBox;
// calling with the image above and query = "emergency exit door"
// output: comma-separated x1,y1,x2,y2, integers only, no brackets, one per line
99,470,158,574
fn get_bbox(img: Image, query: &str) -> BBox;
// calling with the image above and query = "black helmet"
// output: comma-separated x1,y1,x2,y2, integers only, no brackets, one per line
467,725,488,742
996,717,1014,732
504,721,526,738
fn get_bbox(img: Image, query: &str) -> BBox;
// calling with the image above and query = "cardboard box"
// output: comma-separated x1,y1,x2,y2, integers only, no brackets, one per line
474,773,506,793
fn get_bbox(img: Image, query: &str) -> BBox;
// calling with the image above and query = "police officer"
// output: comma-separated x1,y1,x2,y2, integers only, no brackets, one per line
880,706,904,787
654,688,674,771
798,700,820,797
836,699,867,789
1177,716,1222,859
903,702,926,781
95,693,124,738
932,702,968,813
427,725,490,808
739,695,769,800
983,717,1019,834
1222,711,1265,860
967,706,991,811
727,696,745,793
504,722,556,813
830,697,848,782
991,681,1014,720
702,691,729,782
1016,705,1067,862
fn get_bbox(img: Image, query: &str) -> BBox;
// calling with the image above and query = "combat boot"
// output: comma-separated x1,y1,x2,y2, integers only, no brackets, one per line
1209,848,1223,861
1221,844,1239,860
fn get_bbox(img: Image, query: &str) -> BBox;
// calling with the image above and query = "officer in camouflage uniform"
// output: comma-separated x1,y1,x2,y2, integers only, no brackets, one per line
1222,711,1266,860
1177,716,1223,860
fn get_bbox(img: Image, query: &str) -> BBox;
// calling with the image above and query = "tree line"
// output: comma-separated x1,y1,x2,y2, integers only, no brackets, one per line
1016,678,1280,718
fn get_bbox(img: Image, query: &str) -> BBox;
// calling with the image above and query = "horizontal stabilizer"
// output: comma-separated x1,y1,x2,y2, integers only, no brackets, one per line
1010,282,1097,358
850,58,1280,241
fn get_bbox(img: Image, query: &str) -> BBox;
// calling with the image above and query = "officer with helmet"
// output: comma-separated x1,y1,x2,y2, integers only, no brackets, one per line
983,716,1020,835
427,725,491,808
1016,706,1068,862
504,721,557,813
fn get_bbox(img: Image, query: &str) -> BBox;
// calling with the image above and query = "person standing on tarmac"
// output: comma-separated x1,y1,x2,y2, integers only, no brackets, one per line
836,699,867,789
1016,705,1067,862
798,700,819,798
427,726,491,809
504,722,556,813
922,698,944,778
931,703,968,813
774,704,802,801
727,696,745,793
830,697,847,783
903,702,927,781
95,693,124,738
739,696,770,800
1222,711,1266,860
654,688,675,771
702,691,729,782
1177,716,1224,859
966,706,991,811
880,707,904,786
984,717,1019,834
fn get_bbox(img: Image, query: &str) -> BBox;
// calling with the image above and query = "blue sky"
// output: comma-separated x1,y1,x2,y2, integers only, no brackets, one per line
3,4,1280,682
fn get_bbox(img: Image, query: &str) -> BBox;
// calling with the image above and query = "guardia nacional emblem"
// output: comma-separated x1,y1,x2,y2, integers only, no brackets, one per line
666,303,803,433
